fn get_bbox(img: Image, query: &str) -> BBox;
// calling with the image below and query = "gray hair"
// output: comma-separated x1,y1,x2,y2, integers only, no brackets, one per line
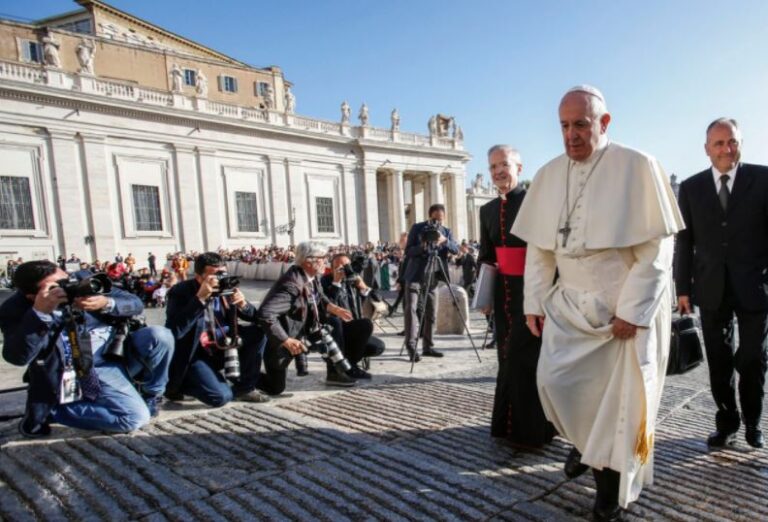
487,144,522,165
706,117,739,136
294,241,327,265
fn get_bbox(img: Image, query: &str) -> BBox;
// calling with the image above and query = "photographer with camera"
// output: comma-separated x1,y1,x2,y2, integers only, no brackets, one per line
321,253,387,378
257,241,357,392
164,252,269,407
0,260,174,437
403,203,459,361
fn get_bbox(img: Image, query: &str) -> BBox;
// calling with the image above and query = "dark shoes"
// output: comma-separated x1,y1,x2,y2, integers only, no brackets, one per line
564,447,589,478
18,412,51,439
347,365,372,380
406,349,421,362
593,505,625,522
745,426,764,448
422,348,444,358
164,390,186,402
707,430,737,448
235,389,271,403
326,370,356,387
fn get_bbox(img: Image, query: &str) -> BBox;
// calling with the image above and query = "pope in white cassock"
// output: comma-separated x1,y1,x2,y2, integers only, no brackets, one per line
511,85,684,521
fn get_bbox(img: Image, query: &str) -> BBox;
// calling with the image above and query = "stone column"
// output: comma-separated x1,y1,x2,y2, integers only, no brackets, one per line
340,164,359,244
286,159,309,243
266,156,291,245
450,172,468,241
196,147,225,250
79,133,116,260
389,169,405,241
171,144,204,252
48,131,89,259
361,166,380,242
429,172,444,206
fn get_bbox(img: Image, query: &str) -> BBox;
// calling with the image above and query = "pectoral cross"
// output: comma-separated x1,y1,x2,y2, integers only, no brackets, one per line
558,221,571,248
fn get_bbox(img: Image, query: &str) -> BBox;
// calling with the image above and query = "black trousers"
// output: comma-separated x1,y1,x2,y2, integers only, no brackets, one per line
700,291,768,430
326,316,375,364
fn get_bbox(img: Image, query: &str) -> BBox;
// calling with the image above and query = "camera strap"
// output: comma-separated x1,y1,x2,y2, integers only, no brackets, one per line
61,311,101,401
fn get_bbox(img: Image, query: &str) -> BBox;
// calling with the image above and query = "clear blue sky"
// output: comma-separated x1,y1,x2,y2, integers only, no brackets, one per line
4,0,767,185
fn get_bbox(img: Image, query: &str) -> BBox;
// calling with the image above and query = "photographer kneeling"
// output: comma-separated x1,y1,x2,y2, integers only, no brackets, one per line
403,203,459,361
165,252,269,406
0,261,174,437
257,242,357,391
321,253,386,378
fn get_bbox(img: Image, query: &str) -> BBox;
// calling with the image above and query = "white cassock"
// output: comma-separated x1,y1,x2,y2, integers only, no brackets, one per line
512,141,684,508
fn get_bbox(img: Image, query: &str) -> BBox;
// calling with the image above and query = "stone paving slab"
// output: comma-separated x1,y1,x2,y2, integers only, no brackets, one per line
0,285,766,520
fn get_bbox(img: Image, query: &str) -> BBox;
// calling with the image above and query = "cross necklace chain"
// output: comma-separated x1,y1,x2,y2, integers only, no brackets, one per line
558,144,610,248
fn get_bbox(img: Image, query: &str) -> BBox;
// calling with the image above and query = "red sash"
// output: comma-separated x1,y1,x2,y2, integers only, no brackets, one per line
495,247,526,276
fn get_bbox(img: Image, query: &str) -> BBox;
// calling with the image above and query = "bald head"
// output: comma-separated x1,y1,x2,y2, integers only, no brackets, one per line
558,87,611,162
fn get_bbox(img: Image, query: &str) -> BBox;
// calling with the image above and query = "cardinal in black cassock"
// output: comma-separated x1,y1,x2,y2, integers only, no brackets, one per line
479,146,555,448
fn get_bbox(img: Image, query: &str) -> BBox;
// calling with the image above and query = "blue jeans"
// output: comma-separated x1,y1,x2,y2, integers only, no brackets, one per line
51,326,174,433
181,324,266,407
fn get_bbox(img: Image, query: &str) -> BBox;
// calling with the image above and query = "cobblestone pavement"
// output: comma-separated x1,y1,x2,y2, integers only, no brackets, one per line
0,283,766,521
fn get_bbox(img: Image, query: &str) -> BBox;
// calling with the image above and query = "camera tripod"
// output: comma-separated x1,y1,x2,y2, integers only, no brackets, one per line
400,246,481,373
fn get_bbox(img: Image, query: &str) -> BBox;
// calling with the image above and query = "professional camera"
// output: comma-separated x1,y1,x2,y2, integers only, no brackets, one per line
213,272,240,297
349,252,367,274
420,219,442,245
341,263,359,284
221,335,242,380
304,324,351,373
103,316,147,361
56,273,112,303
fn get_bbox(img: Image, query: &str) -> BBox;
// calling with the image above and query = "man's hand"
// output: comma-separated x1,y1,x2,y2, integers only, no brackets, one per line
611,317,638,340
327,303,353,322
526,314,545,337
196,274,219,301
437,232,448,246
74,295,110,312
281,337,306,355
678,295,692,315
33,282,67,314
355,276,369,292
230,288,247,310
481,305,492,316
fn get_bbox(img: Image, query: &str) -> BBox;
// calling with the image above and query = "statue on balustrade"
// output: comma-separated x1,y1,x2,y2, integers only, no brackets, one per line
391,108,400,132
359,103,369,126
195,69,208,98
428,115,437,137
456,125,464,141
285,87,296,114
264,84,275,110
170,64,183,93
42,36,61,68
76,38,95,75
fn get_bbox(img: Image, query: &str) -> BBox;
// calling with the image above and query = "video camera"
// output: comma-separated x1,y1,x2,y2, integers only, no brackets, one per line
303,324,351,374
55,273,112,303
420,219,442,245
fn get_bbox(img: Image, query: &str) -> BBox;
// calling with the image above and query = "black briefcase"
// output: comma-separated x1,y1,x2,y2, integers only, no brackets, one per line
667,314,704,375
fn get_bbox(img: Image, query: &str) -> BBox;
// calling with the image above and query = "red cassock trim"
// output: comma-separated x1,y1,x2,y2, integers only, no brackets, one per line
495,247,526,276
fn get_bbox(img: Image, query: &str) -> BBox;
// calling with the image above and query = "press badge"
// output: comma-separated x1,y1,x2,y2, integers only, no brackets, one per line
59,367,82,404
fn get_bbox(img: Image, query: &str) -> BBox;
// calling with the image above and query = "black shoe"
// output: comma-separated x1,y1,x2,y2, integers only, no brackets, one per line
407,349,421,362
707,430,737,448
397,330,405,336
347,365,372,380
484,341,496,349
326,370,356,387
18,412,51,439
593,505,624,522
296,369,309,377
564,447,589,478
422,348,444,357
746,426,764,448
165,390,186,402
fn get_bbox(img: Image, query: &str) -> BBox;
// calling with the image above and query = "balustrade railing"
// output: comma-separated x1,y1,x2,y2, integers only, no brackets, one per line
0,58,460,150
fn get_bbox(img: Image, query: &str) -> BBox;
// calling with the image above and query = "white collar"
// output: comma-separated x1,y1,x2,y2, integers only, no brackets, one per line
711,164,738,189
571,137,610,166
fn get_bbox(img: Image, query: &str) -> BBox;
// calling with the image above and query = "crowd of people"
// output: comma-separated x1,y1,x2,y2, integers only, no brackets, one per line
3,84,764,521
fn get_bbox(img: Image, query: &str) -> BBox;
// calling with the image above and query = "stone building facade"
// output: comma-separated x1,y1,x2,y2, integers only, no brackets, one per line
0,0,470,264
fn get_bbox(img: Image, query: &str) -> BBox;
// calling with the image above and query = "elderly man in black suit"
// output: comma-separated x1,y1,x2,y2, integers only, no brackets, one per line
676,117,768,449
256,241,356,391
402,203,459,361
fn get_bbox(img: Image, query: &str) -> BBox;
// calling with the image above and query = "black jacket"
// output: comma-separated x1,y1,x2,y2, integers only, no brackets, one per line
402,221,459,284
256,265,330,346
0,288,143,427
165,278,258,394
675,163,768,311
321,274,367,319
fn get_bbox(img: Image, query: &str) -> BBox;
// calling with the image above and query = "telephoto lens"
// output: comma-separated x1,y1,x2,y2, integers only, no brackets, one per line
222,337,242,379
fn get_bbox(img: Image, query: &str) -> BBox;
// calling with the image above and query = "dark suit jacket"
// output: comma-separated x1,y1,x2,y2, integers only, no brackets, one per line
403,221,459,284
256,265,330,347
0,288,143,427
675,163,768,311
165,279,258,394
321,274,364,319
